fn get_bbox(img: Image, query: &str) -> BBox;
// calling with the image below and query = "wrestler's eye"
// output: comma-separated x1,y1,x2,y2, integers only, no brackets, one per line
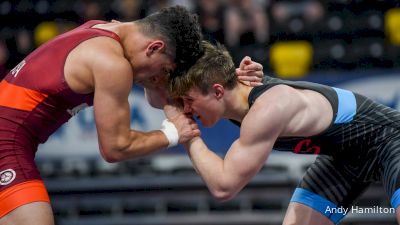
183,96,193,102
182,97,193,105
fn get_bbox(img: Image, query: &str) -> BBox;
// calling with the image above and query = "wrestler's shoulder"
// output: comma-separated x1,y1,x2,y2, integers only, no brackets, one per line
74,36,124,60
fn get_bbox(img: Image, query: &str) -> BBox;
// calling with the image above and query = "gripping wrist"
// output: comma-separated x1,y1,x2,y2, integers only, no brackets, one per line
160,119,179,148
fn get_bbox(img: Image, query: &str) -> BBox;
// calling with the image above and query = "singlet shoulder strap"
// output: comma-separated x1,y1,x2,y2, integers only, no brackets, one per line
82,20,121,43
248,76,281,107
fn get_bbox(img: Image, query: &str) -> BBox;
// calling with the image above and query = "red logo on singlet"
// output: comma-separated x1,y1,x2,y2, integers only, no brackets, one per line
293,139,321,154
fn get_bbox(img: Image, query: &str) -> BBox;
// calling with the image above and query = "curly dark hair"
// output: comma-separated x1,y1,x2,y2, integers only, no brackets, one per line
137,5,203,78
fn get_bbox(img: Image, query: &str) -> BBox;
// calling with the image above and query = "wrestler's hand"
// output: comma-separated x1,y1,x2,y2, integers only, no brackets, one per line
163,105,201,144
236,56,263,87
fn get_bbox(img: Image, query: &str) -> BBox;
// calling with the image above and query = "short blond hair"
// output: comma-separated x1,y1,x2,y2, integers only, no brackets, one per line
169,41,237,97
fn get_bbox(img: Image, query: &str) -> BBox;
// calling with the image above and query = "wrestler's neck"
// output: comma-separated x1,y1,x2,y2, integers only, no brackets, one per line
222,83,253,123
113,22,141,50
96,22,143,57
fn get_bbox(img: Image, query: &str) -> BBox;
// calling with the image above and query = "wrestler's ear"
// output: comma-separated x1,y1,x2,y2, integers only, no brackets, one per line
212,84,224,100
146,40,165,56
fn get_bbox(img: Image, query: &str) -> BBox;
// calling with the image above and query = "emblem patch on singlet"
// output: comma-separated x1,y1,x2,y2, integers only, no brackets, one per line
0,169,16,185
67,103,89,116
10,60,26,77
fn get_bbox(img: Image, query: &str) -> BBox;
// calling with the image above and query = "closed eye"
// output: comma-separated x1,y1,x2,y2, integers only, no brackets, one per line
182,97,193,103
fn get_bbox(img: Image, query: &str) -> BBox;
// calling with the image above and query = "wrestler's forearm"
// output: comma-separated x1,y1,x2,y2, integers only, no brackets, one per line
126,129,170,157
185,137,237,201
99,129,169,162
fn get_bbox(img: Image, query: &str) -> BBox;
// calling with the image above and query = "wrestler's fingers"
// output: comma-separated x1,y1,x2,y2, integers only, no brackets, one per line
238,80,263,87
248,81,263,86
192,129,201,137
189,118,197,124
251,71,264,80
239,56,252,69
251,81,263,86
236,68,263,78
237,75,263,82
243,63,263,71
190,123,199,130
236,68,261,78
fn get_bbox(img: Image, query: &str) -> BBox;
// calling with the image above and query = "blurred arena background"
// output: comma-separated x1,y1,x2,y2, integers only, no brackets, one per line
1,0,400,224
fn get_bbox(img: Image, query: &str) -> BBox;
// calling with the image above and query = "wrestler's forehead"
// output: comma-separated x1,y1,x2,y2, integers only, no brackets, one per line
184,87,203,98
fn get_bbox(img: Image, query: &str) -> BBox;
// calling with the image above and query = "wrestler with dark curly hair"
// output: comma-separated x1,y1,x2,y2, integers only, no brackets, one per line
0,5,207,225
137,5,203,78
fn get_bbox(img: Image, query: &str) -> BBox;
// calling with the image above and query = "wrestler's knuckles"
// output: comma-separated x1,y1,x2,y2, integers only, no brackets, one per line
174,117,197,143
178,129,197,143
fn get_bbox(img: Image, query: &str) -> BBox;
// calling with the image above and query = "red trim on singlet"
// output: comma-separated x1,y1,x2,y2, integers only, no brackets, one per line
0,80,48,111
0,180,50,218
89,27,121,43
86,20,122,43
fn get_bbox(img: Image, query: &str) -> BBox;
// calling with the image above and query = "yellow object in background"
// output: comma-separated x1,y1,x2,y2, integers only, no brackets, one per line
385,8,400,46
34,21,59,47
270,41,313,78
